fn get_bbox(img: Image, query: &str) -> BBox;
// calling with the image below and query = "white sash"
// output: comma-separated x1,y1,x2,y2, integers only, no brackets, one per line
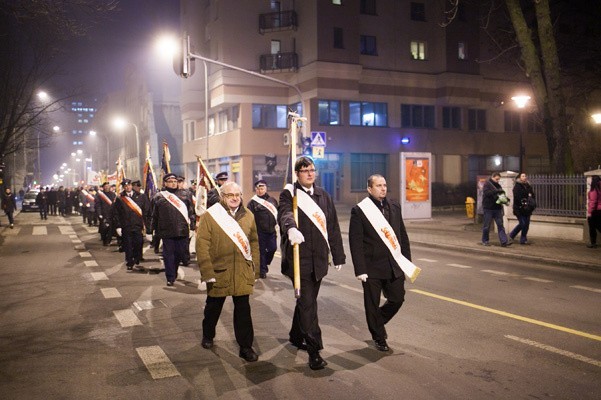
159,191,189,223
251,195,278,220
357,197,421,283
122,195,143,218
98,191,113,206
81,189,95,202
207,204,252,261
285,184,329,249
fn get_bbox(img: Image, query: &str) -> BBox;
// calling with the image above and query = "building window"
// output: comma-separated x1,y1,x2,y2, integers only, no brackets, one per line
410,2,425,21
401,104,435,128
360,0,376,15
458,42,467,60
468,109,486,131
442,106,461,129
318,100,341,125
334,27,344,49
332,0,342,4
252,104,288,129
360,35,377,56
351,153,388,191
504,111,521,132
410,40,426,60
349,101,387,126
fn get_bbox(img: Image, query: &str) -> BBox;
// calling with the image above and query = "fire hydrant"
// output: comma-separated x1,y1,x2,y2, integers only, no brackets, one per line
465,197,475,219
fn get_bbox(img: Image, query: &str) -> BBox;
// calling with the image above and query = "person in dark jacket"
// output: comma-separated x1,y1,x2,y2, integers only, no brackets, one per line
247,179,278,279
481,172,511,247
1,187,17,228
113,179,152,269
36,188,49,220
57,186,66,216
47,187,58,215
151,173,196,286
206,171,228,208
349,174,411,352
509,173,535,245
96,182,116,246
86,188,98,226
278,156,346,370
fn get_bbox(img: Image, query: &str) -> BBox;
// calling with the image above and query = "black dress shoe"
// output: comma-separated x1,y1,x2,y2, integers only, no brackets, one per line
201,337,213,349
239,347,258,362
259,272,267,279
126,262,133,270
289,339,307,351
166,281,174,286
308,352,327,370
375,339,390,352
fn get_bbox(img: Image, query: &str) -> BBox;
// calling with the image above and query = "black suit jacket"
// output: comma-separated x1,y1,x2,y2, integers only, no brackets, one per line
349,196,411,280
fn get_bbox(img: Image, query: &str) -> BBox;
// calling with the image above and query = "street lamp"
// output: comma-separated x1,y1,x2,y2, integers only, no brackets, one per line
112,117,140,177
591,113,601,125
511,94,531,172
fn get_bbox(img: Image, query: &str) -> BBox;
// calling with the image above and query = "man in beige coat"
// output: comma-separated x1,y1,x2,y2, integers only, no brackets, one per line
196,181,261,362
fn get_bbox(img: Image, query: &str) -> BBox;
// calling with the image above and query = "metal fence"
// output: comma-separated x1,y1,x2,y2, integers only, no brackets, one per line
528,174,587,218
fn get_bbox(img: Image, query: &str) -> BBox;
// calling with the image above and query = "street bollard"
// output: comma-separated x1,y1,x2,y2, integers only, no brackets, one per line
465,196,475,219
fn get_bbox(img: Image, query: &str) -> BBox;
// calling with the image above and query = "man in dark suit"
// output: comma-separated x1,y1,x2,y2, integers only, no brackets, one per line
278,156,346,370
206,171,228,208
349,174,412,352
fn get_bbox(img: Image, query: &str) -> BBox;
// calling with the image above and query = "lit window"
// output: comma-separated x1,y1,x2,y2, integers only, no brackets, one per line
318,100,341,125
458,42,467,60
349,101,387,126
411,41,426,60
332,0,342,4
252,104,288,129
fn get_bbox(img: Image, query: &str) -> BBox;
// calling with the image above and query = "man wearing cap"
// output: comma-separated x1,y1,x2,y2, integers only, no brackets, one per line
175,175,194,266
96,182,116,246
113,179,152,270
151,173,196,286
207,171,228,208
247,179,278,279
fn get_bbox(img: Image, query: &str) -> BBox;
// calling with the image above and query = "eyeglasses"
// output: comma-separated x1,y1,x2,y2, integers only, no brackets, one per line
223,193,241,199
298,168,316,174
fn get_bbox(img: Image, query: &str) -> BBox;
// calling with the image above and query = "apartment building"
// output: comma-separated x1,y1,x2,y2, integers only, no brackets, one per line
179,0,547,203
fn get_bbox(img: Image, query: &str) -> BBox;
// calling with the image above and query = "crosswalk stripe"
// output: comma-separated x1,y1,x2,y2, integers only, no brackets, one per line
90,272,108,280
32,226,47,235
100,288,122,298
79,251,92,258
113,309,143,327
71,239,82,244
85,260,99,267
136,346,181,379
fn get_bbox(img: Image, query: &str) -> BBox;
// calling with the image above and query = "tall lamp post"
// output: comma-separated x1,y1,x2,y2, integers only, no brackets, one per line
511,95,531,172
112,117,140,177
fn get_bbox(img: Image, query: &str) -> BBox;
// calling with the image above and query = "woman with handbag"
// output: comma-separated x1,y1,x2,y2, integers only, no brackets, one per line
587,175,601,248
509,173,535,245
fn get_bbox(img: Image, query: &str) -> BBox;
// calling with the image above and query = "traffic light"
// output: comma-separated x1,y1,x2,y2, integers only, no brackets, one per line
173,35,195,78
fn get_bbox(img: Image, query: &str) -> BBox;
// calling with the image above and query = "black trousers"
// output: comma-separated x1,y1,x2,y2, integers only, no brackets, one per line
289,276,323,354
122,230,143,265
202,295,254,349
162,237,188,282
362,276,405,341
588,214,601,245
99,218,112,244
258,231,277,274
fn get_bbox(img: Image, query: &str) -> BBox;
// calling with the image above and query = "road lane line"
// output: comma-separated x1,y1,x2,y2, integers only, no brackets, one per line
481,269,513,276
113,309,143,327
417,258,437,263
90,272,108,280
570,285,601,294
410,289,601,341
32,226,47,235
101,288,122,298
85,260,99,267
447,263,473,269
523,277,553,283
136,346,181,379
505,335,601,368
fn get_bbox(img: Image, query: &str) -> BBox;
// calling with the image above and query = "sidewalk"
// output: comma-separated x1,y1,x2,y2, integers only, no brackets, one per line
335,204,600,271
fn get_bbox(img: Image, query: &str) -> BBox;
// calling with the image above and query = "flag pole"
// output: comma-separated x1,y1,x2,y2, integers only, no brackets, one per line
289,112,303,299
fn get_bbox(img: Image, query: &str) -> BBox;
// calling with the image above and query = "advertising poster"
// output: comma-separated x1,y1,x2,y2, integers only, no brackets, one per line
405,158,429,202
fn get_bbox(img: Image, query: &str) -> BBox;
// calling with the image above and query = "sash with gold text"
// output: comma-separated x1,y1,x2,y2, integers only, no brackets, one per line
81,189,95,202
122,195,143,218
207,204,252,261
98,191,113,206
250,195,278,221
285,184,329,250
159,191,189,223
357,197,421,283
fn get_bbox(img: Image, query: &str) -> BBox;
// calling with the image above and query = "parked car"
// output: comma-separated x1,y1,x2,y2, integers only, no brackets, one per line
21,191,40,212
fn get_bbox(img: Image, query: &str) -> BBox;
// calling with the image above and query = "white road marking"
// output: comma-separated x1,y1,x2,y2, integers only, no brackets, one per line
71,239,82,244
79,251,92,258
447,263,472,269
523,277,553,283
69,235,78,239
1,227,21,235
84,226,97,233
113,309,143,327
59,226,75,235
417,258,437,263
482,269,513,276
136,346,181,379
101,288,122,298
84,260,99,267
505,335,601,368
74,244,85,250
133,300,156,311
32,226,47,235
570,285,601,294
90,272,108,281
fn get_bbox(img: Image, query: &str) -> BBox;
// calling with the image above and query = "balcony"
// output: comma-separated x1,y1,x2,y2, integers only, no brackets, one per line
260,52,298,73
259,10,298,33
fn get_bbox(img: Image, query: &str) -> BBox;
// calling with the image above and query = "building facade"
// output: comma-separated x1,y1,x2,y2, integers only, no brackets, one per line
179,0,548,203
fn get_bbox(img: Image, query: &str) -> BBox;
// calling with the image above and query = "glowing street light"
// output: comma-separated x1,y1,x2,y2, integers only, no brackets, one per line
591,113,601,125
511,95,531,109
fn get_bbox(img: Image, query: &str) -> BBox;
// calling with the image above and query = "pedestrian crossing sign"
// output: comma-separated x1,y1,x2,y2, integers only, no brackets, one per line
311,131,326,147
312,146,325,159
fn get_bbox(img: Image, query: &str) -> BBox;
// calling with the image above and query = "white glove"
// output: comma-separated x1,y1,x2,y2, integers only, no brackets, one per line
99,215,103,219
206,278,216,283
79,202,83,207
356,274,368,282
116,228,122,236
145,234,153,242
335,265,343,271
189,230,195,238
288,227,305,245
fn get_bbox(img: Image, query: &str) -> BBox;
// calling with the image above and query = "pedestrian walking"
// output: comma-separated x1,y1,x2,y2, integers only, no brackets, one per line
96,182,116,246
481,172,511,247
150,173,195,285
509,173,536,245
36,188,49,220
278,156,346,370
86,188,98,227
1,187,17,228
247,179,278,279
587,175,601,248
207,171,228,208
196,181,260,362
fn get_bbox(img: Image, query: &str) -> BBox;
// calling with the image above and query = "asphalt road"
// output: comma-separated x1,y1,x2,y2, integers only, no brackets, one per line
0,212,599,399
